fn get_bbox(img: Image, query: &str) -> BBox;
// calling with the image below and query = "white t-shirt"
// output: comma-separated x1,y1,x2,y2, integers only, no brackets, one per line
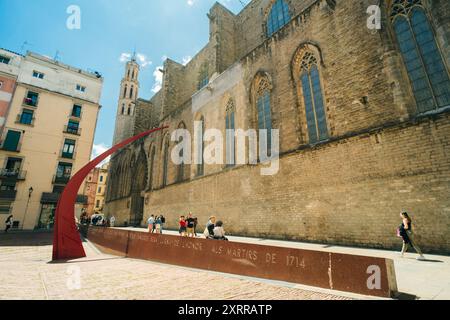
213,226,225,238
147,217,155,225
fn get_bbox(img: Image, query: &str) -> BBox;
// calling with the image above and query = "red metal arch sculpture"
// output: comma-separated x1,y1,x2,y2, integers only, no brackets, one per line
52,127,166,261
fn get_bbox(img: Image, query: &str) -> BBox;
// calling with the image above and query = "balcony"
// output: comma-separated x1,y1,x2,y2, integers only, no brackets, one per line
23,97,38,107
0,190,17,200
0,169,27,180
41,192,88,205
15,114,35,126
63,125,82,136
0,142,22,153
53,175,71,185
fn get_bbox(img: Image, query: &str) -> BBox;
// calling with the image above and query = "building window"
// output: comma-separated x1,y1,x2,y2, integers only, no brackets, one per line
225,99,236,167
19,109,34,125
391,1,450,113
256,79,273,150
0,81,3,89
3,158,22,176
96,200,100,208
2,130,21,152
76,84,86,93
62,139,76,159
130,85,134,99
32,71,45,79
121,104,125,115
66,120,80,135
72,104,82,118
0,55,11,65
127,105,131,115
100,175,104,182
299,52,328,144
162,137,170,187
55,162,72,184
123,85,127,99
98,187,102,193
267,0,291,37
198,65,209,90
23,91,39,107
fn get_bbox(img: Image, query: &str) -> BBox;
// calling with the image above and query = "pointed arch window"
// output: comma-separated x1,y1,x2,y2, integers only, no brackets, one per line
256,79,273,150
123,85,127,99
391,0,450,113
267,0,291,37
130,85,134,99
127,105,131,115
177,122,187,182
198,65,209,90
148,146,156,191
197,116,205,176
299,52,328,144
121,103,125,115
162,137,170,187
225,99,236,167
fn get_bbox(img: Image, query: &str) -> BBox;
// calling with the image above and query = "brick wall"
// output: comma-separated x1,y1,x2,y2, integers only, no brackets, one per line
142,113,450,254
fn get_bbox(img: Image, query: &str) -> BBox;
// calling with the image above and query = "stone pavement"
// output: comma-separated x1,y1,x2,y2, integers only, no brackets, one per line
119,227,450,300
0,232,354,300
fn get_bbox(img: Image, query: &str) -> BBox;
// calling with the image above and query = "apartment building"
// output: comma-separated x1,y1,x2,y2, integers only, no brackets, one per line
0,49,103,230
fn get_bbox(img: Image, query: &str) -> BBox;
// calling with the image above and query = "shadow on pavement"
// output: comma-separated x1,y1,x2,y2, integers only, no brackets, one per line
395,292,418,300
0,232,53,247
48,257,125,265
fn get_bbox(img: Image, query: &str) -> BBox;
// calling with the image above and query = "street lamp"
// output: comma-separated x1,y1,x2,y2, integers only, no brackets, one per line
22,187,34,230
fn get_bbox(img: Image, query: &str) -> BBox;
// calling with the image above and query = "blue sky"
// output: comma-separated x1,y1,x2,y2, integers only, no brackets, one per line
0,0,248,156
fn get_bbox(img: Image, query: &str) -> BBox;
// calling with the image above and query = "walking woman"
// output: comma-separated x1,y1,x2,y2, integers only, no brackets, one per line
399,212,426,261
4,215,13,233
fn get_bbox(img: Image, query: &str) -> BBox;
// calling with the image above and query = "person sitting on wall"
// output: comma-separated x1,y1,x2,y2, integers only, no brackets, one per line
204,216,216,239
213,221,228,241
147,215,155,233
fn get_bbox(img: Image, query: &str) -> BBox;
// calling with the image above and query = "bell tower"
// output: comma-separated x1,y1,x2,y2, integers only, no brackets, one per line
113,52,140,145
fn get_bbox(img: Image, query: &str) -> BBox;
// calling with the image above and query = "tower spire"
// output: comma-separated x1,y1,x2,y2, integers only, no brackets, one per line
131,47,137,62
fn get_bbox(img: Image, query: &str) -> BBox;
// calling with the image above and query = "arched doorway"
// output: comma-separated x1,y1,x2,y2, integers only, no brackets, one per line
130,147,148,227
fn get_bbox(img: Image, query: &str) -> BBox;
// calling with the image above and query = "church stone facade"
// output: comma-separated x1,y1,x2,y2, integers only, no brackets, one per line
105,0,450,253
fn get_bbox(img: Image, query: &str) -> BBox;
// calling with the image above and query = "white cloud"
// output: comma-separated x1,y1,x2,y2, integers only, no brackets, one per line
119,53,131,63
91,143,111,167
182,56,192,66
136,53,152,68
119,52,152,68
187,0,195,6
152,66,164,93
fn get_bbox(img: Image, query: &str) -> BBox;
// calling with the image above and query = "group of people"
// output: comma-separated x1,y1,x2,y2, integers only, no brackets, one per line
178,212,198,237
2,209,427,260
147,215,166,234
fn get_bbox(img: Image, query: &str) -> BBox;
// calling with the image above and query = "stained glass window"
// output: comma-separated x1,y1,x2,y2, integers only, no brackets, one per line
299,52,328,144
267,0,291,37
391,1,450,112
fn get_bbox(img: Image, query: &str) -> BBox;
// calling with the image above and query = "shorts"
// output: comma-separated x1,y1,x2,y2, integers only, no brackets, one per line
179,227,187,233
186,227,195,234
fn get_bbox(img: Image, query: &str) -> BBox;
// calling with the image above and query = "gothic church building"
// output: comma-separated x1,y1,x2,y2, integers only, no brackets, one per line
106,0,450,253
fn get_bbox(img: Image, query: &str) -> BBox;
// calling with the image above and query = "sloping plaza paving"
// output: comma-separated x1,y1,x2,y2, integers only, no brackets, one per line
1,230,449,300
0,232,353,300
